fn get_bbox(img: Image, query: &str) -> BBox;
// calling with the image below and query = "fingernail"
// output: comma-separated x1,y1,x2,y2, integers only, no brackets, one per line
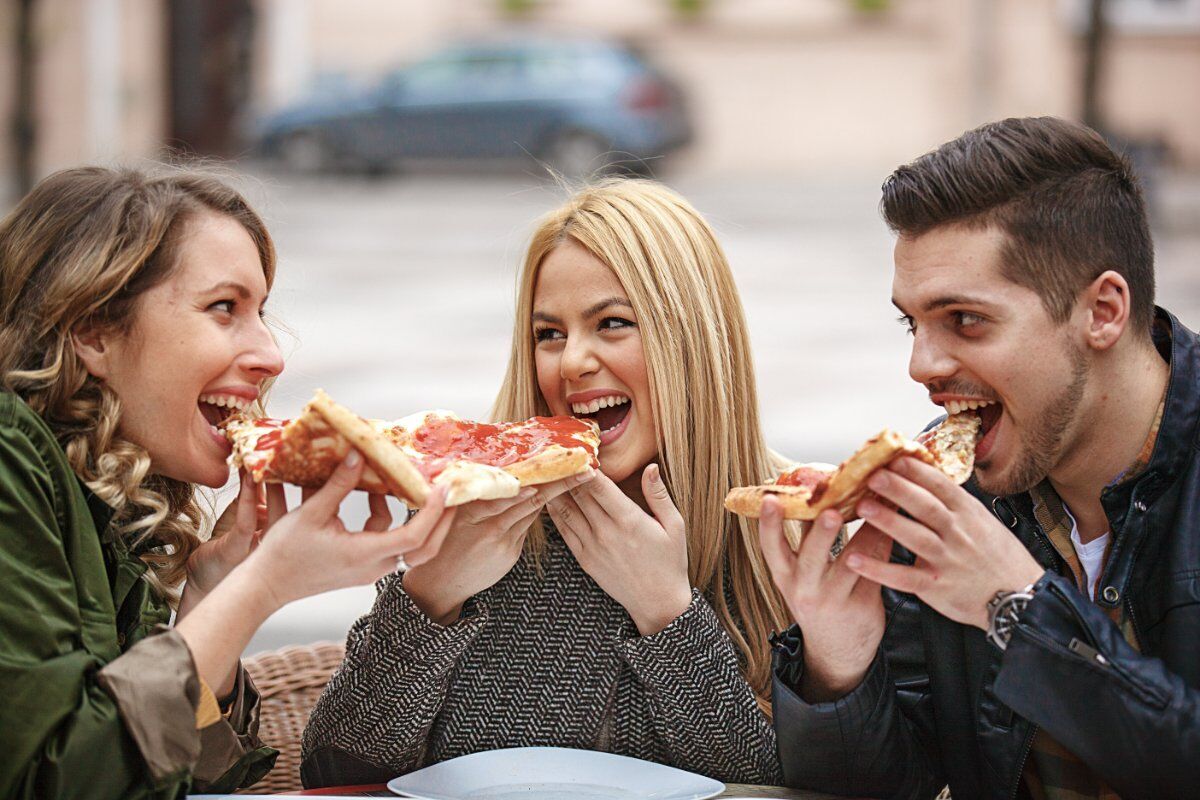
847,554,863,569
859,499,878,518
520,487,537,499
649,464,661,482
575,469,594,484
345,449,361,467
868,472,888,491
818,512,835,530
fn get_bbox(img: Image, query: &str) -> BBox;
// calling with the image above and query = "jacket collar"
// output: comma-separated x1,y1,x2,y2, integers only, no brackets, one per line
79,478,118,536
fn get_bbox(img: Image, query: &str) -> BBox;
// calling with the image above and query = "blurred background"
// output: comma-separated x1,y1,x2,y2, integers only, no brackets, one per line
2,0,1198,653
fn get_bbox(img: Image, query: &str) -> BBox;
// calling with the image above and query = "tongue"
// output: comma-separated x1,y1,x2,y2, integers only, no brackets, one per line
199,402,225,427
594,403,630,432
979,404,1003,436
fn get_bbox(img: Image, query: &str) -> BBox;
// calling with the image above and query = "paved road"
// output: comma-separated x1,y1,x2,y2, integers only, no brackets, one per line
236,167,1200,653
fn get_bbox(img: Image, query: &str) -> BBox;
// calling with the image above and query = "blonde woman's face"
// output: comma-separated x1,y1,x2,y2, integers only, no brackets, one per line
80,213,283,488
532,239,657,486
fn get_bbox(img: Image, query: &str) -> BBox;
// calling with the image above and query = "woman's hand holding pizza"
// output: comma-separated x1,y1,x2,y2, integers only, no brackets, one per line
403,471,595,626
178,470,266,619
845,456,1044,629
757,499,893,702
547,464,692,636
240,450,458,608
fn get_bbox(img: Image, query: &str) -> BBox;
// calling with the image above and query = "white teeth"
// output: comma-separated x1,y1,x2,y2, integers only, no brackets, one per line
570,394,629,415
200,393,252,412
944,399,994,416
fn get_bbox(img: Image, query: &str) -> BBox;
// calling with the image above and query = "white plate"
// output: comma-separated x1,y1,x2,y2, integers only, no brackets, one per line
387,747,725,800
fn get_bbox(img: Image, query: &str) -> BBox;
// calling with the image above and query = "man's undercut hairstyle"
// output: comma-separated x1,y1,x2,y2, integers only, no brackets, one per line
881,116,1155,331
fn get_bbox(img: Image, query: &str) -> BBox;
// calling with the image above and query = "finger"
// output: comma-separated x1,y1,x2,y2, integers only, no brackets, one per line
892,456,971,511
232,470,258,538
795,509,844,583
371,486,447,558
567,479,615,528
400,489,457,566
266,482,288,529
300,449,365,520
301,485,316,503
867,467,955,535
857,497,946,563
547,500,584,555
845,551,934,595
364,493,393,533
547,493,589,537
499,470,594,530
824,523,891,595
642,464,684,531
756,496,797,587
460,487,537,525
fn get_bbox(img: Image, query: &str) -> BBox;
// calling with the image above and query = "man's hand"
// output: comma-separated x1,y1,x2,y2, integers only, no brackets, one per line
757,498,894,702
847,456,1045,630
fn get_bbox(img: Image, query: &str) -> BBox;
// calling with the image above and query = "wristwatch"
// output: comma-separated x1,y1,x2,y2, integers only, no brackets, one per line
986,583,1036,651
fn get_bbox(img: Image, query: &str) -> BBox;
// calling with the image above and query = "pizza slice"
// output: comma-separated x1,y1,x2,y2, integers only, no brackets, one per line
225,390,600,508
724,413,982,529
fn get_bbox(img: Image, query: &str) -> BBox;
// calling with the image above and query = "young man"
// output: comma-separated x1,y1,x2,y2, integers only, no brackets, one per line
760,116,1199,799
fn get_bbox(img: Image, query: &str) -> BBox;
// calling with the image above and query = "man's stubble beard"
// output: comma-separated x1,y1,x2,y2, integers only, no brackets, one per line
976,343,1089,498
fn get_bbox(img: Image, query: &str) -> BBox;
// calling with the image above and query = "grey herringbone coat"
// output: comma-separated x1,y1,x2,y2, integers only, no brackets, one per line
299,525,781,787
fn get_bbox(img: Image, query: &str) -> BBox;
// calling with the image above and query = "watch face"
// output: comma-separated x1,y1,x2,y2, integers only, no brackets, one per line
987,591,1033,651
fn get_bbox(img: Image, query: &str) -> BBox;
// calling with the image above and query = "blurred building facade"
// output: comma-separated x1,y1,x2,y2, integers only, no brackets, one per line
3,0,1199,195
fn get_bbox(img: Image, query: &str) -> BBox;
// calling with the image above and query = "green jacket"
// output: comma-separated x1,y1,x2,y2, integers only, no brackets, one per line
0,392,276,799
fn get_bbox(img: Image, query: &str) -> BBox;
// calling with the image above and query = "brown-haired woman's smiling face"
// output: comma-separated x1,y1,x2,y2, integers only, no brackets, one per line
78,212,284,488
532,238,657,485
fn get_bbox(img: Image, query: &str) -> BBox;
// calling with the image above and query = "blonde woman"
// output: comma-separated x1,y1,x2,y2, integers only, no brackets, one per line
0,167,454,799
303,180,793,787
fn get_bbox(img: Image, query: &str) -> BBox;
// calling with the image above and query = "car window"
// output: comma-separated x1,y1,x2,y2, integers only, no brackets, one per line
405,54,523,97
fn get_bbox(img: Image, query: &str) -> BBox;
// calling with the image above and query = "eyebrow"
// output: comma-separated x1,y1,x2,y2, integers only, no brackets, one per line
531,296,633,324
202,281,253,300
892,294,993,314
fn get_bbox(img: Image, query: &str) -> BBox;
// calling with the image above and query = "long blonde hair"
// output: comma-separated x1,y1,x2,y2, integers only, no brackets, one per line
0,166,276,599
493,179,791,711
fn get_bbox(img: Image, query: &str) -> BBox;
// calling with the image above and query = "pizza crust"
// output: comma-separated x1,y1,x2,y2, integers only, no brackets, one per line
308,390,431,507
227,393,600,509
725,415,980,526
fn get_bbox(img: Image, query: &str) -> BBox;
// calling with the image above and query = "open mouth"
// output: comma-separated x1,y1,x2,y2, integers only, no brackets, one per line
198,393,253,443
571,393,632,443
943,398,1003,460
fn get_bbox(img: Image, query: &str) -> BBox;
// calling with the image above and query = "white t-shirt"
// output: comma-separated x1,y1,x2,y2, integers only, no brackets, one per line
1064,504,1110,601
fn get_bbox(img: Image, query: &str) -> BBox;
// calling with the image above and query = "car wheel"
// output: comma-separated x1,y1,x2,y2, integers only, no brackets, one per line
543,130,611,179
280,131,331,173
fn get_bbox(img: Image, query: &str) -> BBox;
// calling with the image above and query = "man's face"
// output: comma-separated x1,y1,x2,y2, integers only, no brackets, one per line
892,224,1089,496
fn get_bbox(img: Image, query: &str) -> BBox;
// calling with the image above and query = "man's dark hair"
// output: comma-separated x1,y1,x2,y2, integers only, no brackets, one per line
881,116,1155,331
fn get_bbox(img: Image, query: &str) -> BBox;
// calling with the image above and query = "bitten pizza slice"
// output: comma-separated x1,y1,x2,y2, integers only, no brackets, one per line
724,413,982,526
225,390,600,508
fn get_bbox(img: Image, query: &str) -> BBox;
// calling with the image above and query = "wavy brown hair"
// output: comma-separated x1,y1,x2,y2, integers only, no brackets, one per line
493,179,793,713
0,166,276,599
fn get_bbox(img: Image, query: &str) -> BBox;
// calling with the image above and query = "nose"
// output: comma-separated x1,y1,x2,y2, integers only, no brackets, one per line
560,332,600,382
907,329,957,387
241,318,285,379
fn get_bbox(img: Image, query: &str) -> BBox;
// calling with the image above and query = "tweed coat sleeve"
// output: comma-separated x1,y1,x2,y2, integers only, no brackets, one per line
616,589,783,784
300,573,488,784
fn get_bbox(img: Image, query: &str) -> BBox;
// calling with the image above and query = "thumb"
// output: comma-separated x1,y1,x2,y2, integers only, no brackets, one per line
301,449,365,520
642,464,683,531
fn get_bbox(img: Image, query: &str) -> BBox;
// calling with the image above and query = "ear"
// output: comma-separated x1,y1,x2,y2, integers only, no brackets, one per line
71,323,114,380
1080,270,1131,352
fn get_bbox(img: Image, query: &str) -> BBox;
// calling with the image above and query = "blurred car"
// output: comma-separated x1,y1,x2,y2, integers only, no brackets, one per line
254,37,692,177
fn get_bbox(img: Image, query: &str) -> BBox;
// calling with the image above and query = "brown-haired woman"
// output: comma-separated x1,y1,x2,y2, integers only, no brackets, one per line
0,166,456,799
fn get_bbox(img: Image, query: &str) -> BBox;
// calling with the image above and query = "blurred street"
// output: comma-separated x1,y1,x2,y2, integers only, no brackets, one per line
240,166,1200,653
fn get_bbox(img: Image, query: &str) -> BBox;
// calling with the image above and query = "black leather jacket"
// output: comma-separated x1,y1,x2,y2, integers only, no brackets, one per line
772,308,1200,800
